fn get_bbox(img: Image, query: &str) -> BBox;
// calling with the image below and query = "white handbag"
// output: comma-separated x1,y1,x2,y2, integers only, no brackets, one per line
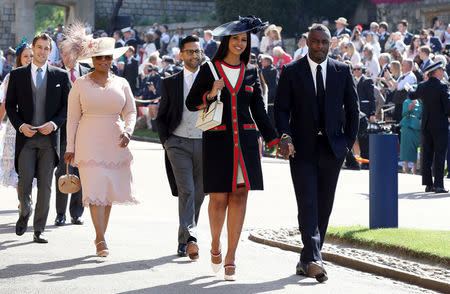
195,61,223,131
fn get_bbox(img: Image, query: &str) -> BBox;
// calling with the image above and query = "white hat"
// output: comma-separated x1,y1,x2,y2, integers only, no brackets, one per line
335,17,348,26
121,27,132,33
78,37,130,62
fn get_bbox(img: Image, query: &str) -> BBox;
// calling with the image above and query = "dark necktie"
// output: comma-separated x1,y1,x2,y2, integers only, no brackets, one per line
316,64,325,131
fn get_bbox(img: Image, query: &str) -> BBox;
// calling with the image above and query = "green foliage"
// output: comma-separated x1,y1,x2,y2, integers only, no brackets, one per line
35,4,65,34
215,0,363,37
95,14,110,31
327,226,450,262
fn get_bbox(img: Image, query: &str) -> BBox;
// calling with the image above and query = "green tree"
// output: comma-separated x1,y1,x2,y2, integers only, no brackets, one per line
35,4,65,34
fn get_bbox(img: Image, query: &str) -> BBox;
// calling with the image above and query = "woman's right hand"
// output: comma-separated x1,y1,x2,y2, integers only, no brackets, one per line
64,152,75,164
209,78,225,100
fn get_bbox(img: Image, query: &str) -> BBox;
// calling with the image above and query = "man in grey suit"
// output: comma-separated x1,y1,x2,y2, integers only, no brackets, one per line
6,33,70,243
156,35,205,259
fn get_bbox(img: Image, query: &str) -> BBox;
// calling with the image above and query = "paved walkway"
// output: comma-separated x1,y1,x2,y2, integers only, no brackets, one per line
0,140,445,293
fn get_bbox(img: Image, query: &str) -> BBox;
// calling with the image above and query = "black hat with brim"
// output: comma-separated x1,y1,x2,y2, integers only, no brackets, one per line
424,60,445,75
212,16,268,37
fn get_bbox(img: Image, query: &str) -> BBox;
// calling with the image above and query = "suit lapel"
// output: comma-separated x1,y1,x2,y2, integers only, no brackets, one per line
45,66,55,117
299,58,318,121
177,70,184,113
25,64,33,106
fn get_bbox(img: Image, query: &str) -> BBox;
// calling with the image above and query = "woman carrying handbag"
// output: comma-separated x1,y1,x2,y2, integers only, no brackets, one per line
186,16,279,281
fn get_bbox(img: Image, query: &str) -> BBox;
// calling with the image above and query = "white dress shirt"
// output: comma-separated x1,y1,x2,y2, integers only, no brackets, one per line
31,62,48,87
172,68,202,139
307,54,328,94
397,71,417,90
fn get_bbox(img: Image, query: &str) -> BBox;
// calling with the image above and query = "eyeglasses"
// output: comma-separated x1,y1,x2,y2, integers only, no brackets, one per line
182,49,203,56
353,68,362,71
94,55,113,61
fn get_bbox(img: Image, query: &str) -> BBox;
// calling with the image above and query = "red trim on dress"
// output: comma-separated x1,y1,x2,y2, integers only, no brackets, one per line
216,61,248,191
210,125,227,131
197,91,209,110
244,85,254,92
220,61,241,69
267,138,280,147
243,124,256,130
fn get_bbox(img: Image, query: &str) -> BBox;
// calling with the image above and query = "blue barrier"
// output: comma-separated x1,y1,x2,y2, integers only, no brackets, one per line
369,134,398,229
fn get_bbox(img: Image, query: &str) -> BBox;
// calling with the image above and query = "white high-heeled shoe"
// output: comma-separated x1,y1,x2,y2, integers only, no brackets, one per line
224,264,236,281
210,250,222,273
95,241,109,257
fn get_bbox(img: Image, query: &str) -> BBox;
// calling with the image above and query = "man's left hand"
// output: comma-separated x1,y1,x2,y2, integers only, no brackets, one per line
38,122,54,135
369,115,376,123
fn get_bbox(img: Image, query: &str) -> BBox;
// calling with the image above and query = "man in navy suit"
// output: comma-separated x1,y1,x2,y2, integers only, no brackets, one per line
420,29,443,54
418,46,432,73
203,30,218,59
398,19,413,46
275,24,359,282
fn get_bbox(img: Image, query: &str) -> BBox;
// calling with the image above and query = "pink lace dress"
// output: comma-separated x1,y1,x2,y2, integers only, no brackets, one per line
66,75,138,206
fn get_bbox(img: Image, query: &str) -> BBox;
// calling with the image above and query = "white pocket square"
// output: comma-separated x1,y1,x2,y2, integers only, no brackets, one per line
56,84,61,87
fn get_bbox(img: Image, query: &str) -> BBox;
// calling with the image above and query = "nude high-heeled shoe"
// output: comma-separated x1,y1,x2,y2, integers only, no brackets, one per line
95,241,109,257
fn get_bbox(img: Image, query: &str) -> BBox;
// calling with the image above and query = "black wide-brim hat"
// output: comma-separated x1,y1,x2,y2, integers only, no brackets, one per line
424,60,445,75
212,16,268,37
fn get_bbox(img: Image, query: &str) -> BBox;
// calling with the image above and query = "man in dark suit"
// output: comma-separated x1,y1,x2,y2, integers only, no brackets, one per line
275,24,359,282
203,30,218,59
123,47,139,96
353,63,375,168
398,19,413,46
378,22,390,53
420,29,443,54
261,54,279,127
409,61,450,193
156,35,205,259
418,46,432,73
53,49,90,226
6,33,70,243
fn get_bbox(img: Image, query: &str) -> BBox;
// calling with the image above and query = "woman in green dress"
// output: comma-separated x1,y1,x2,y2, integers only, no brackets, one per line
399,98,422,174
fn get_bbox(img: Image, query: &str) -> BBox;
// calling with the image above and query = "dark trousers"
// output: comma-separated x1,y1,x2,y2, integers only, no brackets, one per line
289,135,344,264
18,135,55,233
165,135,205,244
54,141,84,218
446,130,450,174
422,127,448,188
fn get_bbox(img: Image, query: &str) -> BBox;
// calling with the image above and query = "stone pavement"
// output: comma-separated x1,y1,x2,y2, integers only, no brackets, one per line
0,140,445,293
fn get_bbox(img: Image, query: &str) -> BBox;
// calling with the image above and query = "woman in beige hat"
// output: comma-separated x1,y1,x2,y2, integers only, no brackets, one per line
63,25,138,257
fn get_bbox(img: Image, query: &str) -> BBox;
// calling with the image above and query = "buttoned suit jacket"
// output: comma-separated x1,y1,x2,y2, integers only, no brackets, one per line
5,63,71,172
274,56,359,160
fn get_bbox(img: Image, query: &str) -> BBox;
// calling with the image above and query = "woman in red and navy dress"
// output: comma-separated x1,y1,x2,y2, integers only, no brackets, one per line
186,16,279,281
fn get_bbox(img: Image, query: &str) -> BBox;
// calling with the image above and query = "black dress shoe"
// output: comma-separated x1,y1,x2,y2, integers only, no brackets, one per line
177,243,187,257
33,232,48,243
55,214,66,226
296,262,307,276
15,213,31,236
343,165,361,170
434,187,448,193
425,185,435,192
71,217,84,225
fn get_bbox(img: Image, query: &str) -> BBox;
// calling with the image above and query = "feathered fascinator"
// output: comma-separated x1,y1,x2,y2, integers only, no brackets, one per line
60,21,99,66
15,38,29,57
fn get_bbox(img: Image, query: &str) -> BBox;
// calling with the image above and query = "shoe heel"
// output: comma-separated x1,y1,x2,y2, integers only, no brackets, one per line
224,264,236,281
210,251,222,273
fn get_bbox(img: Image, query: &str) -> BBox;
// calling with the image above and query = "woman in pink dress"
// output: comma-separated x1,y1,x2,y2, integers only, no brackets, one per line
63,32,137,257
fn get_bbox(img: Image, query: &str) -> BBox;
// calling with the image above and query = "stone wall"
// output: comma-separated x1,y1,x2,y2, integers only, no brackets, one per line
377,0,450,33
0,0,16,51
95,0,216,24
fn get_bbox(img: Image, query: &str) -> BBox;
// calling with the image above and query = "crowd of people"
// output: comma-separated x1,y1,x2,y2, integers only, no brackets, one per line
0,13,449,284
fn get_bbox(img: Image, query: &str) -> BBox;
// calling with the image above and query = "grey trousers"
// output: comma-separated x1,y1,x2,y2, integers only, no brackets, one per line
18,135,55,233
166,135,204,244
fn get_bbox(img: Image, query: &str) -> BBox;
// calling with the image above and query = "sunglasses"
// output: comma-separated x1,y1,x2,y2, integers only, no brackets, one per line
182,49,203,56
94,55,113,61
353,68,362,71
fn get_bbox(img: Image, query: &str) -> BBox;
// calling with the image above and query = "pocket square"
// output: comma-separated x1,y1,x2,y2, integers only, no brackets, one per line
56,84,61,87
